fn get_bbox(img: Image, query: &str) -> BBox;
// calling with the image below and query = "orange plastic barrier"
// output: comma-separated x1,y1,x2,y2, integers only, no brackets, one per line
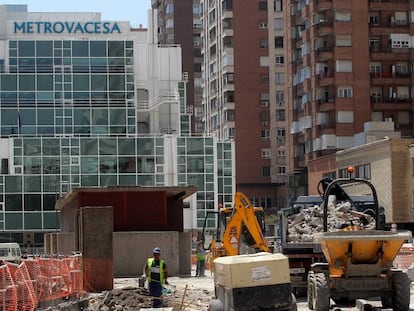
0,255,83,311
0,264,17,311
394,243,414,269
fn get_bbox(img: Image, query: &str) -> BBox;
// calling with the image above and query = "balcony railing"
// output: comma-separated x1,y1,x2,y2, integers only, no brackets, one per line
370,71,410,78
371,97,411,104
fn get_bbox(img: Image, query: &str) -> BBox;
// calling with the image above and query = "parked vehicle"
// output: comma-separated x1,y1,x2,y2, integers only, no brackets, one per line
0,242,22,263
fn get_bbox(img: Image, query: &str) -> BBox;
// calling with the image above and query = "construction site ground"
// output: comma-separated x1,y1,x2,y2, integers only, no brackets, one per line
38,266,414,310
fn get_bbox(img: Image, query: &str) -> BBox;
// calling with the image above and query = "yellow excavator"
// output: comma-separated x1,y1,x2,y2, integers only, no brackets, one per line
201,192,271,266
203,192,297,311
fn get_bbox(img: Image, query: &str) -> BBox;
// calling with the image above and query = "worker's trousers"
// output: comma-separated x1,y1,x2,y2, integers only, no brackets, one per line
149,281,163,307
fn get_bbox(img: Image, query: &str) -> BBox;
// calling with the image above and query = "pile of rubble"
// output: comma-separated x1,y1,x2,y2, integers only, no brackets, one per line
287,196,376,243
40,277,214,311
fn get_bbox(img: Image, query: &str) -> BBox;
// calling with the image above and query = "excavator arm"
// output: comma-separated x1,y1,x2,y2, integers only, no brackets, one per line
221,192,270,255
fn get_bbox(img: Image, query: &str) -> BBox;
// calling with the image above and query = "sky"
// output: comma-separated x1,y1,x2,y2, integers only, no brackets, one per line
1,0,151,27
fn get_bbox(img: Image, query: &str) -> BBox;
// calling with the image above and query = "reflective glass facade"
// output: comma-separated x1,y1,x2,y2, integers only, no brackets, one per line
1,40,136,137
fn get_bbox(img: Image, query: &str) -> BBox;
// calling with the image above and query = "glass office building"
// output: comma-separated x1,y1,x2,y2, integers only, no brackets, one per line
0,5,234,248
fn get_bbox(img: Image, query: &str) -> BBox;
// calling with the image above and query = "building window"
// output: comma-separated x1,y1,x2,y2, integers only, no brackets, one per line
396,62,409,74
369,37,380,51
259,1,268,11
274,0,283,12
335,10,351,22
337,111,354,123
370,87,382,102
276,91,284,105
260,74,269,83
261,149,271,159
336,35,352,47
276,110,285,121
369,62,381,75
369,13,380,26
336,60,352,72
323,171,336,179
275,36,284,48
262,166,271,177
260,39,269,48
393,12,407,25
274,18,284,30
226,110,235,121
391,34,409,48
355,164,371,179
259,21,268,29
277,166,286,175
166,3,174,14
396,86,409,100
337,86,353,98
275,73,284,84
261,129,270,139
276,55,284,65
261,111,270,125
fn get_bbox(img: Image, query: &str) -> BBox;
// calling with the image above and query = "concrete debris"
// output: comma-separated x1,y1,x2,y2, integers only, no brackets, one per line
287,200,376,243
39,281,214,311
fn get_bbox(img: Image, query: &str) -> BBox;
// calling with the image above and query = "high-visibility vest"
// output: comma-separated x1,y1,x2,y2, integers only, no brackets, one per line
146,258,165,285
197,249,206,261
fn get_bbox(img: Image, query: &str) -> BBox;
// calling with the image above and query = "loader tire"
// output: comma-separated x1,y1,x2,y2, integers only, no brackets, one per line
313,272,330,311
209,299,224,311
391,271,411,311
307,271,315,309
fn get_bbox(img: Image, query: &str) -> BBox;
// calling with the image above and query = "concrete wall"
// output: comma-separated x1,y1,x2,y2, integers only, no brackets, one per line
53,231,192,277
113,231,192,277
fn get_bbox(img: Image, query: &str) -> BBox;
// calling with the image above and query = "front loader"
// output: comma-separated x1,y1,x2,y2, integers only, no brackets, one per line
307,172,412,311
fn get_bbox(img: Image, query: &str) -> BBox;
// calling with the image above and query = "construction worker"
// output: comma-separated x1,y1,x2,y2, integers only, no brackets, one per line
196,242,206,277
145,246,168,307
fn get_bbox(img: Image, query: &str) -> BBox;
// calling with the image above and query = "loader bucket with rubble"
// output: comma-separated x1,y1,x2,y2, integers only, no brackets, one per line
307,175,412,311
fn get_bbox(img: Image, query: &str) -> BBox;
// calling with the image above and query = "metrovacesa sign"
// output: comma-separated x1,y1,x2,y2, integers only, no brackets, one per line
13,21,121,34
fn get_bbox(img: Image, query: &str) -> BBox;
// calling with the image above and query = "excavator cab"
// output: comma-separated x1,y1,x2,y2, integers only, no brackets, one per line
201,192,270,268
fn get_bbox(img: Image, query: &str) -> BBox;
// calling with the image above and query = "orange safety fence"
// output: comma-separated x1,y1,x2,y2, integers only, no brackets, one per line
394,243,414,270
0,255,83,311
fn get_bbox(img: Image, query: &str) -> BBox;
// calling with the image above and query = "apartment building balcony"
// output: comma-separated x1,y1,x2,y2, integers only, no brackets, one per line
316,71,335,86
299,5,309,19
315,45,333,61
293,83,304,97
222,28,233,38
316,123,336,136
293,156,306,170
221,8,233,19
370,24,409,36
293,133,306,144
314,20,333,36
317,98,335,112
301,29,310,43
371,97,412,110
370,47,410,61
369,0,409,11
370,71,411,85
302,53,311,67
316,0,333,11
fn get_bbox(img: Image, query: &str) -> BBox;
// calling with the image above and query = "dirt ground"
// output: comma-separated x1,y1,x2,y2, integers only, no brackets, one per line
40,268,215,311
